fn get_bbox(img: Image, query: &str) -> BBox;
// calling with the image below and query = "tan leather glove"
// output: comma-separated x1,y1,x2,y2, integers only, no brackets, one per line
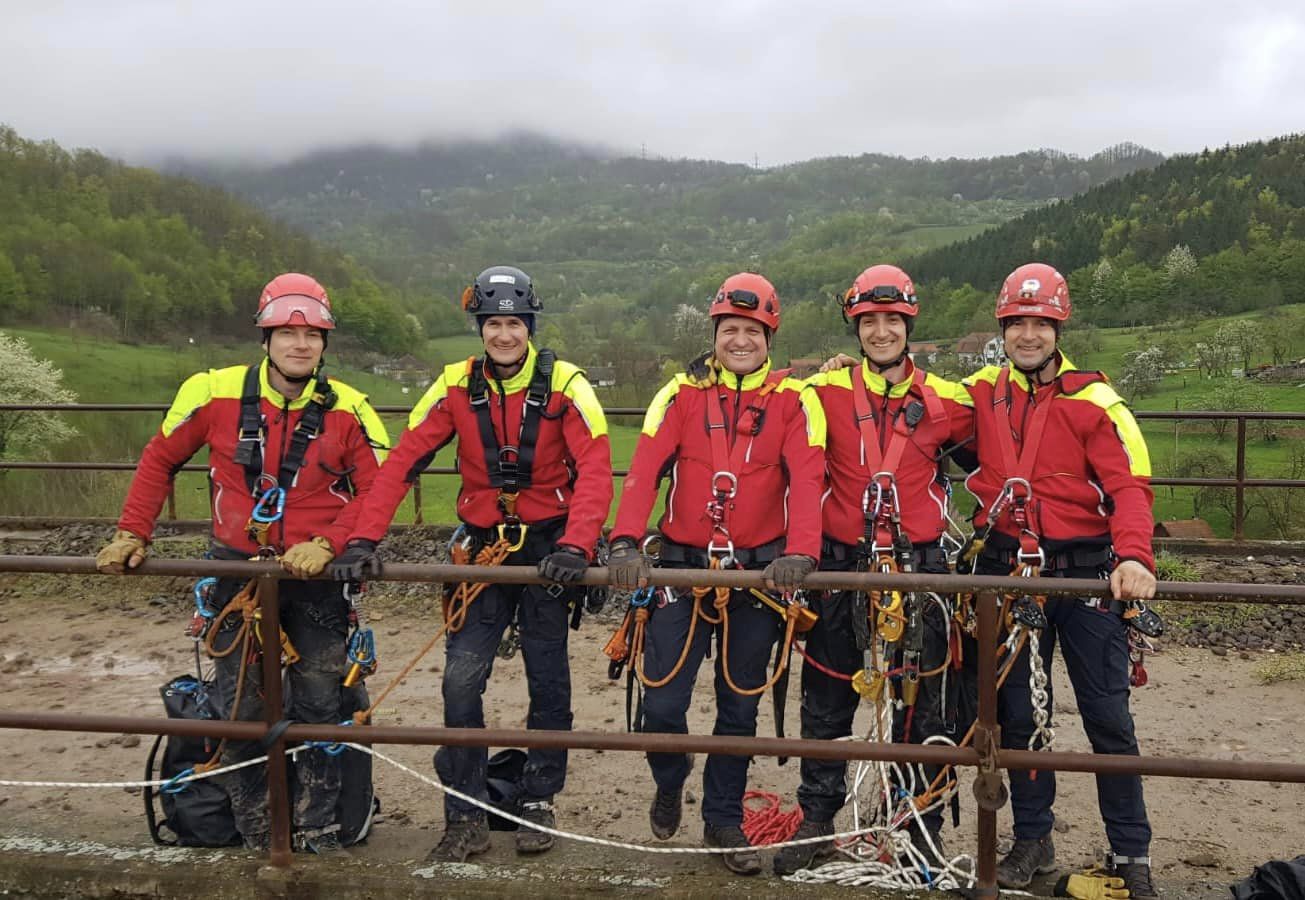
280,536,335,578
1054,870,1130,900
95,529,150,574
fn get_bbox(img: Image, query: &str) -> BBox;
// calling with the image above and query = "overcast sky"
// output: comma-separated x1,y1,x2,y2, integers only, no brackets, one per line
5,0,1303,167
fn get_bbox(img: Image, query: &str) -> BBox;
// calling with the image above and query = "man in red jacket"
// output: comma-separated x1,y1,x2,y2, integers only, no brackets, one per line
607,273,826,876
330,265,613,862
96,273,389,853
775,265,975,875
963,263,1157,899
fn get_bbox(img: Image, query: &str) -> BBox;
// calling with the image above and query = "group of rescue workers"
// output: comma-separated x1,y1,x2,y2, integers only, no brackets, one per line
94,260,1161,898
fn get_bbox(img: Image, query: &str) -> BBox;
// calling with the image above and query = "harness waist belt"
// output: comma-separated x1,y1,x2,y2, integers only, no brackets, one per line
980,543,1113,573
658,536,785,569
821,536,947,570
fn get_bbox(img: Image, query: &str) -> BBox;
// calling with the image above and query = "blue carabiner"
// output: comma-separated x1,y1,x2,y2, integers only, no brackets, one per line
347,628,376,667
193,577,219,619
161,767,194,794
630,586,654,608
252,487,285,524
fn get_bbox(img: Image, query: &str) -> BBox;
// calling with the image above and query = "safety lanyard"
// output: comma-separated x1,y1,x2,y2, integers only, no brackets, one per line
852,365,928,553
703,370,781,562
990,366,1057,561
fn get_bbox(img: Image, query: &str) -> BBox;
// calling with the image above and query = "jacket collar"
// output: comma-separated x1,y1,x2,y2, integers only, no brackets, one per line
260,358,321,410
1004,351,1075,391
860,357,917,399
716,357,774,391
481,342,538,394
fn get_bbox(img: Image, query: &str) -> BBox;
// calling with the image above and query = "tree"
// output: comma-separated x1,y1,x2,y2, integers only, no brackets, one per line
1118,346,1165,401
0,331,79,463
1162,244,1198,281
669,303,710,363
1213,320,1263,372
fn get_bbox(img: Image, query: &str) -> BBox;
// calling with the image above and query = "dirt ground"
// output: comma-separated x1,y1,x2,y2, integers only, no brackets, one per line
1,545,1303,898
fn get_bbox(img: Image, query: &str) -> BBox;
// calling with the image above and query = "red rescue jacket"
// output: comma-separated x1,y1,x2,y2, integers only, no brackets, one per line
349,343,613,558
117,360,389,555
808,359,974,547
963,355,1155,570
611,359,827,559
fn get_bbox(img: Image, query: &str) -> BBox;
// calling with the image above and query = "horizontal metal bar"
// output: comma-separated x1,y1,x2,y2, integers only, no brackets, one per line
0,462,633,477
2,711,1302,784
3,555,1304,603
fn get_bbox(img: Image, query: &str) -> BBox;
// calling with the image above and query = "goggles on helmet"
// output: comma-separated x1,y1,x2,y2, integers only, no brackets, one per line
847,284,918,307
256,294,335,328
722,289,762,311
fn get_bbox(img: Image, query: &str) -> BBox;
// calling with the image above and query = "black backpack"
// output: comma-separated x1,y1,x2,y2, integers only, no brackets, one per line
145,674,377,847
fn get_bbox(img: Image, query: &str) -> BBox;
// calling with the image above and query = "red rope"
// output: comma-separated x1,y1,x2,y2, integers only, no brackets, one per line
793,642,854,681
742,790,803,845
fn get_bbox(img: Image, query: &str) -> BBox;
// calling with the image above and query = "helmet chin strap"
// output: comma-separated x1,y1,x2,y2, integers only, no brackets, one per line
1013,349,1060,382
864,347,909,374
266,353,316,385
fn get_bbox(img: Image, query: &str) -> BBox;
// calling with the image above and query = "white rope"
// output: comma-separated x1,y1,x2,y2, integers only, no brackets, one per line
0,747,304,790
355,743,878,855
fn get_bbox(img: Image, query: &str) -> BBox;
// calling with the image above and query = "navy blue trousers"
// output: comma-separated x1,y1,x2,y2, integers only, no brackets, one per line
640,585,782,829
436,525,575,823
978,558,1152,857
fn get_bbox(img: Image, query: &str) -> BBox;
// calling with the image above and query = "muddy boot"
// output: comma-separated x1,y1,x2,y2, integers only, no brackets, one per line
997,834,1056,889
295,826,346,854
773,818,835,875
427,818,492,863
704,824,762,877
515,800,556,854
1111,855,1159,900
649,784,684,840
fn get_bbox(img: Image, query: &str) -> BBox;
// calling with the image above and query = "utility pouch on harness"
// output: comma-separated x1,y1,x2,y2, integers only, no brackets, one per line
145,677,378,848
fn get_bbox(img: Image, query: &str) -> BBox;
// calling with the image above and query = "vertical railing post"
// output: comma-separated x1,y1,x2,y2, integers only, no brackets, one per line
1235,416,1247,541
974,591,1001,897
166,485,177,521
258,575,293,867
413,479,424,525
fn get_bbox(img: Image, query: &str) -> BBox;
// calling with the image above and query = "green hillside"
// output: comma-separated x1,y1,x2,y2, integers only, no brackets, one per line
0,126,426,353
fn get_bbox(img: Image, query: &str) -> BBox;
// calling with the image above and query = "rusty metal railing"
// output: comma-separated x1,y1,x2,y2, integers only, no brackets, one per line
3,405,1303,537
3,556,1305,892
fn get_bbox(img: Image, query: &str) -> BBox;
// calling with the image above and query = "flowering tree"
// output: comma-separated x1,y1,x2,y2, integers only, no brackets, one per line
0,331,78,461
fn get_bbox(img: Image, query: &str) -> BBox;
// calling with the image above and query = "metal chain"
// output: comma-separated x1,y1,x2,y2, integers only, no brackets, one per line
1026,628,1055,751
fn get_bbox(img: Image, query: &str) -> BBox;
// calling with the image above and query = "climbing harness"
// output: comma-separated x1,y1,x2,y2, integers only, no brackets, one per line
343,582,377,688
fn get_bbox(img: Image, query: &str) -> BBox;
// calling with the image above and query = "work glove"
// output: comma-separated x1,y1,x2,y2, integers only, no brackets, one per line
280,536,335,579
328,539,381,581
1054,870,1130,900
762,554,816,593
95,529,150,574
607,538,651,590
538,545,589,585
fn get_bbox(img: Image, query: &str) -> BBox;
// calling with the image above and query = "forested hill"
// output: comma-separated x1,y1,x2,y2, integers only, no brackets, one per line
905,133,1305,327
0,126,424,352
172,134,1163,305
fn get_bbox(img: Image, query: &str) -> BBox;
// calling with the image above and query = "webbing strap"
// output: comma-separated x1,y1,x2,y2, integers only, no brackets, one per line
233,364,335,496
467,349,556,494
703,369,784,545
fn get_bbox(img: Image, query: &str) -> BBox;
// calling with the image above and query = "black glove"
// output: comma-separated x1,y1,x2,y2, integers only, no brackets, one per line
538,545,589,585
762,554,816,592
329,539,381,581
607,538,650,590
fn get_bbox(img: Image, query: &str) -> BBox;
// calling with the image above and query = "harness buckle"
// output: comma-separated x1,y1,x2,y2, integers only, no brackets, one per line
707,539,736,568
711,470,738,500
496,521,528,553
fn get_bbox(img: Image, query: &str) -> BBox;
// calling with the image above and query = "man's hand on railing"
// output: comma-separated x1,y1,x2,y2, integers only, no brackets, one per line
329,539,381,581
95,529,149,574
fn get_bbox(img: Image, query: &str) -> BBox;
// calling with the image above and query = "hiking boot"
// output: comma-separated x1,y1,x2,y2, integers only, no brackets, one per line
295,827,345,855
427,818,492,863
704,824,762,876
515,799,556,854
996,835,1056,888
650,785,683,839
242,831,271,853
1112,858,1160,900
772,818,835,876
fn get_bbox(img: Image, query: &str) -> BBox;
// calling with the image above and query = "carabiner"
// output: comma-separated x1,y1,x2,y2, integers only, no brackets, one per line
193,577,218,619
495,522,528,553
251,486,285,524
161,767,194,794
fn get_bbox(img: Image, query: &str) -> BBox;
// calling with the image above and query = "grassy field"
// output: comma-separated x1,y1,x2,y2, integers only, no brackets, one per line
4,317,1303,537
